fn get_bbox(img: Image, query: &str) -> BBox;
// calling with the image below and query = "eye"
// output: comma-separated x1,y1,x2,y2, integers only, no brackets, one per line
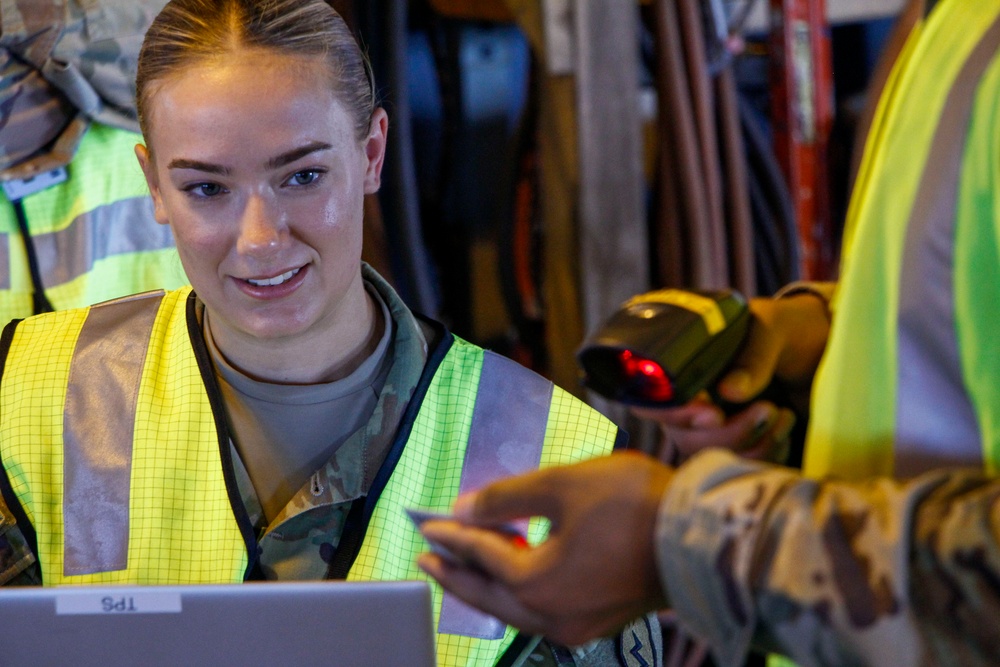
198,183,223,196
286,170,323,187
184,182,225,198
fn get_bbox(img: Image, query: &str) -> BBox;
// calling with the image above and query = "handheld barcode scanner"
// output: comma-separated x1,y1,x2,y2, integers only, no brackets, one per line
576,289,751,407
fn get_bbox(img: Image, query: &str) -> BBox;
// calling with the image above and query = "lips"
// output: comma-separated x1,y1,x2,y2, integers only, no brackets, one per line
245,267,301,287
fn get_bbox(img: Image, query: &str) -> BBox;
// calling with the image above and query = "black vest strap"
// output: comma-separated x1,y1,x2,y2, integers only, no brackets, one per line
185,293,261,581
12,200,54,315
325,319,455,580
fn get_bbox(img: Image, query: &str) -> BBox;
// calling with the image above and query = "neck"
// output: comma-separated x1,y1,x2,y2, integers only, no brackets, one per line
206,282,383,385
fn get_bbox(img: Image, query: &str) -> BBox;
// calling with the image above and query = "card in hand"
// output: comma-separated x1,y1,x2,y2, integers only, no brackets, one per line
405,508,466,565
405,507,528,568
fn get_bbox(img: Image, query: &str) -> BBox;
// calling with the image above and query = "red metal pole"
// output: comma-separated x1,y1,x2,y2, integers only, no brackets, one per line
768,0,836,280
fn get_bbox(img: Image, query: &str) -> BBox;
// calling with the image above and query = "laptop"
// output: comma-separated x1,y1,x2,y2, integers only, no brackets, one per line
0,580,437,667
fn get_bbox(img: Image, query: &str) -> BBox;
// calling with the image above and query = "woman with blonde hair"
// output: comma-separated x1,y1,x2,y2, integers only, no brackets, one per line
0,1,659,665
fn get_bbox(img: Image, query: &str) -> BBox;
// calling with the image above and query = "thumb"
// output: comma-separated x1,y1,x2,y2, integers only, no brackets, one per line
716,327,780,404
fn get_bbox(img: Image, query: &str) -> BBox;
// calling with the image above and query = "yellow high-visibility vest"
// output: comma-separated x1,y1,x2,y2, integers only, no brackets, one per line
806,0,1000,479
0,287,621,667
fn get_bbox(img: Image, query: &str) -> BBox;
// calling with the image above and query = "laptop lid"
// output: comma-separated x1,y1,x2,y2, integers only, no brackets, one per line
0,580,437,667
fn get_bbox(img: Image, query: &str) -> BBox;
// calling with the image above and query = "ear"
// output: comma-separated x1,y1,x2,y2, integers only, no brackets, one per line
135,143,170,225
362,107,388,195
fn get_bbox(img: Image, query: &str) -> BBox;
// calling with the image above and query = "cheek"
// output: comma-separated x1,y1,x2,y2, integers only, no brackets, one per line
314,197,364,282
291,194,360,263
163,204,229,270
173,227,218,262
172,232,219,284
317,189,365,240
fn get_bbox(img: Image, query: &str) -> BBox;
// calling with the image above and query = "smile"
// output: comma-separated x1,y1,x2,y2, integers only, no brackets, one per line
246,268,301,287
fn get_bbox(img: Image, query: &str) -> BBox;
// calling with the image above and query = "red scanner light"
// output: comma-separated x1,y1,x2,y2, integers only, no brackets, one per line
618,350,674,403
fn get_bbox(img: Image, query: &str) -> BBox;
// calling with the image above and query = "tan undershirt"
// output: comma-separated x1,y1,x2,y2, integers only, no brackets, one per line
204,283,394,522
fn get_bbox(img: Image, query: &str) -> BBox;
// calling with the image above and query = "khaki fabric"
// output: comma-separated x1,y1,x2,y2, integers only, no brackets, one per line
0,0,167,173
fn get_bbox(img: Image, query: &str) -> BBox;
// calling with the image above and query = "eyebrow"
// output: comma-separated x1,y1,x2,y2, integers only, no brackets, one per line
167,158,232,175
265,142,333,170
166,142,334,175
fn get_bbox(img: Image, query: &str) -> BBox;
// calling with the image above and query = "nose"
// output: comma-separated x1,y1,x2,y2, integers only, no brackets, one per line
236,193,285,256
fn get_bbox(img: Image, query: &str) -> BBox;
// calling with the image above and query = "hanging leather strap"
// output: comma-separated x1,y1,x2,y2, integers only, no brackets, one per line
717,67,757,295
652,0,714,287
677,0,729,287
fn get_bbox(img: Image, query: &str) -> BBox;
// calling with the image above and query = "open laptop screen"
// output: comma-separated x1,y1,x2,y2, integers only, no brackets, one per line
0,580,436,666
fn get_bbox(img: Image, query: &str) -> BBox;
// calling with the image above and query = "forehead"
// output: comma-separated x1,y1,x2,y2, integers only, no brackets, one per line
143,51,349,154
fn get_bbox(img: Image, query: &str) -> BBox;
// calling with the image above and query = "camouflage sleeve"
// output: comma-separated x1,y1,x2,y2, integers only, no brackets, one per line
656,448,1000,667
0,0,168,131
0,496,39,586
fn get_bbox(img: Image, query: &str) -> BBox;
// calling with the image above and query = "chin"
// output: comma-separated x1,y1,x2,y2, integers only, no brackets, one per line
231,306,319,342
245,319,314,342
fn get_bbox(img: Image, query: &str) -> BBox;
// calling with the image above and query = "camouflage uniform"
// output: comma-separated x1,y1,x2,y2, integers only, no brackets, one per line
0,0,167,172
0,0,166,159
658,449,1000,667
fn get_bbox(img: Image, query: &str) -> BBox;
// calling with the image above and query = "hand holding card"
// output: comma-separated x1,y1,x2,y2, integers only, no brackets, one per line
406,507,528,570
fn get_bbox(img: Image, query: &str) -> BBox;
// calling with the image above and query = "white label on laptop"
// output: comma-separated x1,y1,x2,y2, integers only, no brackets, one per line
56,591,183,616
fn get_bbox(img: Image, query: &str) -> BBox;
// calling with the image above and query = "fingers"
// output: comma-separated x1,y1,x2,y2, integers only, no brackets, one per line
631,396,725,429
417,552,648,647
416,521,565,636
733,406,795,461
417,554,643,646
667,401,794,462
669,402,768,455
717,327,780,403
416,552,547,634
419,519,534,584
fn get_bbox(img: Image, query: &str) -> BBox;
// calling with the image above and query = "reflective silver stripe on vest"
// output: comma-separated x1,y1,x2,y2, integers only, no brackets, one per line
63,291,164,576
0,234,8,290
894,17,1000,477
0,195,173,291
438,350,553,639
